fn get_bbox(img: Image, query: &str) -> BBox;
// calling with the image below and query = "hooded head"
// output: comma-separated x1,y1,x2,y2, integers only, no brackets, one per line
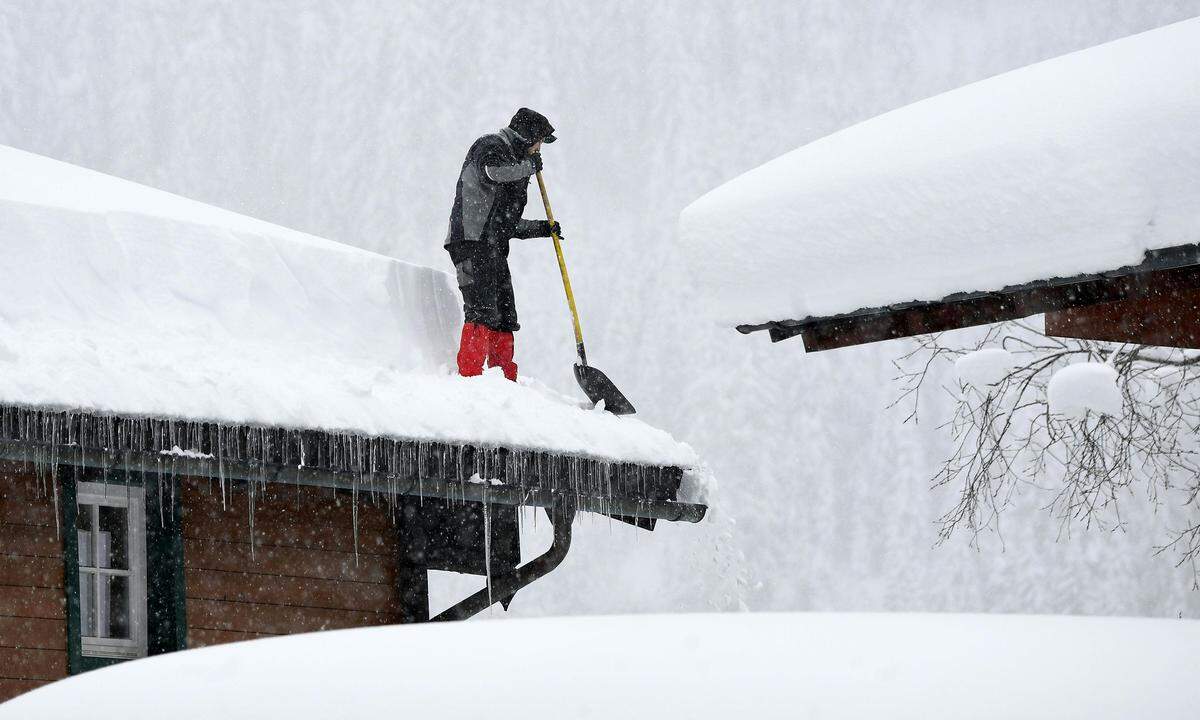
508,108,556,150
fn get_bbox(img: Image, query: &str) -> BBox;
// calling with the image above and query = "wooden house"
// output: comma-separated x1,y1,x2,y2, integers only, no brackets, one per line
0,146,707,702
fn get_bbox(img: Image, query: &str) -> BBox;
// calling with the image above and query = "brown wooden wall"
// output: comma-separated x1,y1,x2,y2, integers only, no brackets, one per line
0,465,68,703
1045,287,1200,349
181,480,403,648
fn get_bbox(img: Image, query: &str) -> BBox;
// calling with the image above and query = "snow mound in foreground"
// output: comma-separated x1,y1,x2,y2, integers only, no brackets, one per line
4,613,1198,719
0,145,697,468
679,17,1200,326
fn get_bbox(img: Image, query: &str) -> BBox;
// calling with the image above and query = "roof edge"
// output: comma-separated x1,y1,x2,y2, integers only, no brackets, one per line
738,243,1200,351
0,405,706,524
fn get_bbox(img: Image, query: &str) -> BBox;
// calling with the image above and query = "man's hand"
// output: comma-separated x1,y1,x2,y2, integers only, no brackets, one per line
513,219,562,240
529,153,544,174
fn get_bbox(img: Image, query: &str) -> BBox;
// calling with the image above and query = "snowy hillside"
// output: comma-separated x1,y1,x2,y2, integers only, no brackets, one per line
5,613,1199,719
680,17,1200,325
0,145,697,468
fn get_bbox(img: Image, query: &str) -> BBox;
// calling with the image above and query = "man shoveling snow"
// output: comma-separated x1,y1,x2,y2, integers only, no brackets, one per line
444,107,561,382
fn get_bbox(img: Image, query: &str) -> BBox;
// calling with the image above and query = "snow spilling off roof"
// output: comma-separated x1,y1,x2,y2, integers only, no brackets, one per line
0,145,697,469
679,18,1200,326
4,613,1198,719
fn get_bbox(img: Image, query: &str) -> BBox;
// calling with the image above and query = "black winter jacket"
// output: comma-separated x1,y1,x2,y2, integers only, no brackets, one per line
444,128,547,252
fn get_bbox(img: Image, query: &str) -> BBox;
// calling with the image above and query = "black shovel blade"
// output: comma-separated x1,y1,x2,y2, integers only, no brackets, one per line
574,364,636,416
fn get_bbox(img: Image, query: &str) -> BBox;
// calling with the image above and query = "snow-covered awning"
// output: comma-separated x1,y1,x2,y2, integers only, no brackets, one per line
0,145,706,520
679,18,1200,351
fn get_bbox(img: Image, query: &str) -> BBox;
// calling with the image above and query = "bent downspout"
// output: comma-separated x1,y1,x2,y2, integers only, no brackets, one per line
431,500,577,622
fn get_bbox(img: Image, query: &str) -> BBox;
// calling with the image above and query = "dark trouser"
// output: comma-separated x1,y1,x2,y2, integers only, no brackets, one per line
447,241,519,332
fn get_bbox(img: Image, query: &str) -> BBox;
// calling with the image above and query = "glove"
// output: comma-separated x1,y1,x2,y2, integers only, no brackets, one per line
529,152,544,174
544,220,563,238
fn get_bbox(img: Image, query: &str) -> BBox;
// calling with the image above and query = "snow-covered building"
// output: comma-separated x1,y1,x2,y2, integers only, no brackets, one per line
680,18,1200,352
0,145,707,701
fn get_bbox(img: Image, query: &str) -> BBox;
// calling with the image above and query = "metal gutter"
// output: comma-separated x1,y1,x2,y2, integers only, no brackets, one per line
0,440,707,524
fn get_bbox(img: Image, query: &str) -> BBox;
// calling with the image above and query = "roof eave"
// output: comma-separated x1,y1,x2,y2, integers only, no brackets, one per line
0,438,707,524
737,243,1200,352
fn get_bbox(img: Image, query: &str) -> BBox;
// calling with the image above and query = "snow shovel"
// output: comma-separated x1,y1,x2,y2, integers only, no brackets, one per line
534,170,636,416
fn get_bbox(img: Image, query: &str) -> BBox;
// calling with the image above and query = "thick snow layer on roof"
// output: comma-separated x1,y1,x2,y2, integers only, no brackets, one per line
679,18,1200,326
0,145,697,469
5,613,1198,719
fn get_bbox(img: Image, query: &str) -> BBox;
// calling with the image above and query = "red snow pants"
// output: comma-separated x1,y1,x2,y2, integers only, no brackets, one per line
457,322,518,381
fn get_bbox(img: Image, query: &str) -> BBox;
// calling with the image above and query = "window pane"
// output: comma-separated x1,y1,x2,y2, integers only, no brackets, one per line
97,574,131,640
77,529,93,569
97,505,129,570
77,504,94,566
79,572,97,637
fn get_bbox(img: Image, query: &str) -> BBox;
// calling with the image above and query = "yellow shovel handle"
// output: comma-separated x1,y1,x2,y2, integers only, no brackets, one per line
534,170,587,365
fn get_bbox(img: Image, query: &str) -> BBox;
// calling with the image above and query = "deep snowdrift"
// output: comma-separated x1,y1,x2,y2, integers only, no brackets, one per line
0,145,697,468
679,17,1200,326
4,613,1198,718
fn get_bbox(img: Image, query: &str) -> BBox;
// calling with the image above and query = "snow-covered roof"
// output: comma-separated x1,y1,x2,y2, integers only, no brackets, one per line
0,145,698,471
679,17,1200,327
4,613,1198,719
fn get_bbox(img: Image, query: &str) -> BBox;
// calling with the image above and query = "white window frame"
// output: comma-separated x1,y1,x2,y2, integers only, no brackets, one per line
76,482,148,660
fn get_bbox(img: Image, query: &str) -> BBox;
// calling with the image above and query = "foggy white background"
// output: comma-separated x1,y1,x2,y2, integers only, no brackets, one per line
3,1,1199,617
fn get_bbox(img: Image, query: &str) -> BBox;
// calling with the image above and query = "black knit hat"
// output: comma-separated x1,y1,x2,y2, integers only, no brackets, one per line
509,107,556,143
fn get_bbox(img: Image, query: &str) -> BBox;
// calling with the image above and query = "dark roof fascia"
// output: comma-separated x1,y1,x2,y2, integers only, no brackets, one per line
736,243,1200,352
0,406,706,524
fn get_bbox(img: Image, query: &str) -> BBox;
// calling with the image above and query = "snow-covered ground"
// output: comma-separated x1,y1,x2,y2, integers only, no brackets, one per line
680,17,1200,326
4,613,1198,718
0,145,697,469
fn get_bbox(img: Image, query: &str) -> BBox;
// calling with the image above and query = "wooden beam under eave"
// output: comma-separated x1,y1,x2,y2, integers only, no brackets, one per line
1045,286,1200,350
779,262,1200,352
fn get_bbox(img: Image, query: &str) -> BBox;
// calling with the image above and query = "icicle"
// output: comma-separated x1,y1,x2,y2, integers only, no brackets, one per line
296,431,305,511
217,424,227,511
352,476,360,566
258,426,268,490
483,490,493,606
50,462,60,539
247,476,256,561
417,442,425,504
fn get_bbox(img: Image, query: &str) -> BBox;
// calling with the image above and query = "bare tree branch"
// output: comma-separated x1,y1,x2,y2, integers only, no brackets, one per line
894,320,1200,580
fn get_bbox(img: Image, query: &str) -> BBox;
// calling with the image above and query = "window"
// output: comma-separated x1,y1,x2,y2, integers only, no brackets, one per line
76,482,147,659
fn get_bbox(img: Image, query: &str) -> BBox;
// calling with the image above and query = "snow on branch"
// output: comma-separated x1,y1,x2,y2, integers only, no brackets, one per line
893,320,1200,583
